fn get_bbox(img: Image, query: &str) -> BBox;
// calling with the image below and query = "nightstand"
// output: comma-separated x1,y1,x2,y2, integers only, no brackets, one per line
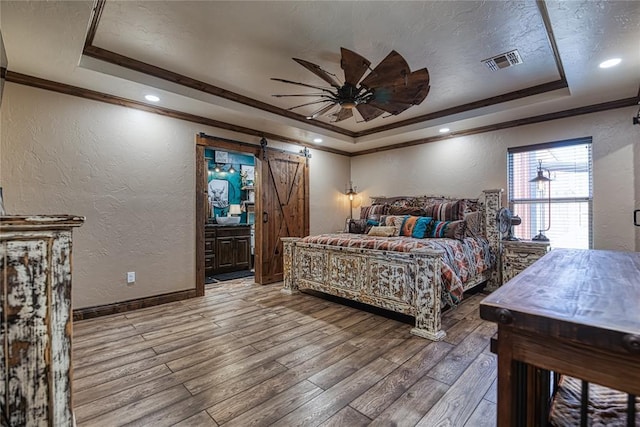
501,240,551,284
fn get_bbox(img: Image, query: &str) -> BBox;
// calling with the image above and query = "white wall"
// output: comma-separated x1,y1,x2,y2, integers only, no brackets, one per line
1,83,350,308
352,107,639,252
308,149,352,235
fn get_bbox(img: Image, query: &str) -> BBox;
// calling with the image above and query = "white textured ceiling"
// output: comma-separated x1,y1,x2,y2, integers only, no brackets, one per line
1,1,639,153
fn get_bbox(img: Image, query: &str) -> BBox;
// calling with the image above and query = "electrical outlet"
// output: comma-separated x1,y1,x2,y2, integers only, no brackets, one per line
127,272,136,283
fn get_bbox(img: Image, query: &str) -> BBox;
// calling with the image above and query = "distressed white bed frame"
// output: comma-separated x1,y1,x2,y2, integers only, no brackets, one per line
281,189,503,340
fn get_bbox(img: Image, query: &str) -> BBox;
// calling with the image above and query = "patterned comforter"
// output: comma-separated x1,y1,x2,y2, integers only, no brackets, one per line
300,234,494,305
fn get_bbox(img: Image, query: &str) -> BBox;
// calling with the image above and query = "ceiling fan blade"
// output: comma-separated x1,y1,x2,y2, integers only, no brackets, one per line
404,68,431,105
340,47,371,86
271,78,335,94
355,103,385,121
293,58,341,88
370,69,430,106
272,93,333,98
307,103,336,120
360,50,411,90
333,107,353,122
374,85,430,106
286,99,338,111
368,99,413,115
410,83,430,105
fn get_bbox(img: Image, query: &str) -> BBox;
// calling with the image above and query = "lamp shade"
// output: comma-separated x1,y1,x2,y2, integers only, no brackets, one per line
530,161,551,192
229,204,242,215
346,183,357,201
529,169,551,184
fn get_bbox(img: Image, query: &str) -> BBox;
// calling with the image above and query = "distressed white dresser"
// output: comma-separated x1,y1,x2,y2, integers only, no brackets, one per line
1,215,84,426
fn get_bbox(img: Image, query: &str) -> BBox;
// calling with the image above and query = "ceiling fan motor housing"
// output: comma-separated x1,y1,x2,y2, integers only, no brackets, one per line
337,83,370,108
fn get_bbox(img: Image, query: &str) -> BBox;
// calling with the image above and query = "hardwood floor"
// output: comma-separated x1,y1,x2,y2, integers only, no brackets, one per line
73,279,498,426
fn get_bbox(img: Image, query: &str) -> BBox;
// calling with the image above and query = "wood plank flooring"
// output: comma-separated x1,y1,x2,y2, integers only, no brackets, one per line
73,279,498,426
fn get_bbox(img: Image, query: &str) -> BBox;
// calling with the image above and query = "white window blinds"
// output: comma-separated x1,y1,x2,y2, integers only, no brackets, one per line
507,138,593,249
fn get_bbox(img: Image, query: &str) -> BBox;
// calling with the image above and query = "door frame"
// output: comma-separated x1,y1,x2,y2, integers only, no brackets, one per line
195,133,260,296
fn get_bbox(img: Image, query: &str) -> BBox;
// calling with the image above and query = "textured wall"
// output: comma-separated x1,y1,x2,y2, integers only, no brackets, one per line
308,149,352,235
1,83,350,308
352,107,639,252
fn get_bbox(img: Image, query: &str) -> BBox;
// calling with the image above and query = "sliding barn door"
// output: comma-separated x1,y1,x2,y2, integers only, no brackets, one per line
255,148,309,284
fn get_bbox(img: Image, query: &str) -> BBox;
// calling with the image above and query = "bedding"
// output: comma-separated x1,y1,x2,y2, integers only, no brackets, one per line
282,189,504,340
300,234,493,306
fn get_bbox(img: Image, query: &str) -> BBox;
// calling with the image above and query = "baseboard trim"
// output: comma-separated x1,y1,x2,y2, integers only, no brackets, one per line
73,289,197,321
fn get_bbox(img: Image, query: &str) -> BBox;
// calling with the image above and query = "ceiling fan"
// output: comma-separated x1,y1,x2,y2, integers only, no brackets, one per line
272,47,430,123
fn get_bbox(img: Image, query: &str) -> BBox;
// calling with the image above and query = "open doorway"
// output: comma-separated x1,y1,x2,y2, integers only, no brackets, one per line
196,135,259,296
204,147,255,286
195,133,309,296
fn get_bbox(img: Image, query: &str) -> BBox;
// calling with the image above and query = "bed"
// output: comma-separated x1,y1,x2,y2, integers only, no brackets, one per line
282,189,503,340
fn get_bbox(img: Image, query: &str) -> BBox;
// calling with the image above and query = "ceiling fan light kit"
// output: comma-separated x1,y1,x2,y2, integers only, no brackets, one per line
272,47,430,123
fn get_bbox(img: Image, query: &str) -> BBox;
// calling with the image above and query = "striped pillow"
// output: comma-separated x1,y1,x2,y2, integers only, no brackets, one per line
426,220,466,240
424,200,464,221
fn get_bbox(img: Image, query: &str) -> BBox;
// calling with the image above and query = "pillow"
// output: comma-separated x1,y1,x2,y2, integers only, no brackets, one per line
388,206,426,216
424,200,464,221
347,219,367,234
460,198,480,214
426,220,466,240
383,215,408,228
367,226,397,237
359,204,388,220
367,204,389,223
411,216,433,238
400,215,420,237
359,205,373,220
463,211,482,237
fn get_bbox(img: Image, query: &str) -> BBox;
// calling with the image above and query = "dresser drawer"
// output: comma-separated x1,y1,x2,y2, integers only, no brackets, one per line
205,238,215,254
501,240,550,285
205,255,215,271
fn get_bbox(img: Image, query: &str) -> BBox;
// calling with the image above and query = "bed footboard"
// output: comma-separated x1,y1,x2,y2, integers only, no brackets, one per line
281,237,447,340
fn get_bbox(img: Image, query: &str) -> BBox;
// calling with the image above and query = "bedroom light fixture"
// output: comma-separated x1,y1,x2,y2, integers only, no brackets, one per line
599,58,621,68
439,127,450,133
530,160,551,242
313,138,323,143
144,94,160,102
346,182,357,220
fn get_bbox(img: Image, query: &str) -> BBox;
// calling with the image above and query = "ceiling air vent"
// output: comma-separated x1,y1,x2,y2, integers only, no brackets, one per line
482,50,523,72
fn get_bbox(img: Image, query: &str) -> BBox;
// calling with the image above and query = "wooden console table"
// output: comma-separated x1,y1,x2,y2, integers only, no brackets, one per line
480,249,640,426
1,215,84,426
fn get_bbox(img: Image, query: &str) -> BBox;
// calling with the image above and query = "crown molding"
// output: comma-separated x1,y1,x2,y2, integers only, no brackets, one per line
6,71,351,157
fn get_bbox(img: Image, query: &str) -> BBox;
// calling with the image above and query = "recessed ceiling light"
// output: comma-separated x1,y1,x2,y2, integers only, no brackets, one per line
599,58,621,69
313,138,323,143
145,94,160,102
439,128,450,133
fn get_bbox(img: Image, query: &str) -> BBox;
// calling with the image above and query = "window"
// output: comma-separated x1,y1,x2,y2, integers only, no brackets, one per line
508,138,592,249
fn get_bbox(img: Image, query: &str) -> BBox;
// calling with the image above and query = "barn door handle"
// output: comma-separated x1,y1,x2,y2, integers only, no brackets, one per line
635,209,640,226
263,212,268,223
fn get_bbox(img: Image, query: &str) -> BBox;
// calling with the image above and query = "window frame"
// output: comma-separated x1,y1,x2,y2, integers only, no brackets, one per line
507,137,593,249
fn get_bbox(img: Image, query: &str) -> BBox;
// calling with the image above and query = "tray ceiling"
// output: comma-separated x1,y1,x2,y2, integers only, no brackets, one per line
2,1,639,153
